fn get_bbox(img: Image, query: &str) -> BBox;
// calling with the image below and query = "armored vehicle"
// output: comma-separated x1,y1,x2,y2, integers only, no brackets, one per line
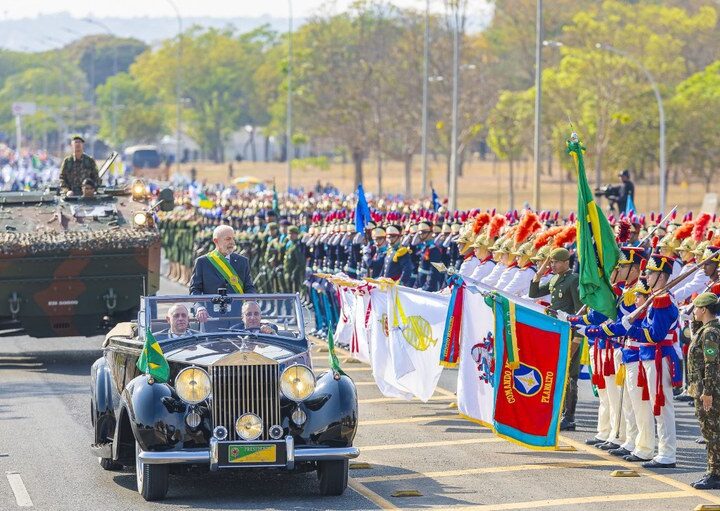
0,185,166,338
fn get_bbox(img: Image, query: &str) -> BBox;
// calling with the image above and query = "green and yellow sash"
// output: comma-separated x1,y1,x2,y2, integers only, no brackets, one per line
207,249,244,293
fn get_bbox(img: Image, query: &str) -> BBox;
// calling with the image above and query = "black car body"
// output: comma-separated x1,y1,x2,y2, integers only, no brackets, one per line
90,293,359,501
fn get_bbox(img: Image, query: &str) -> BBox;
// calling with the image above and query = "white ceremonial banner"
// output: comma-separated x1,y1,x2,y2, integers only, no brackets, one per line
335,288,356,348
456,289,496,426
368,288,414,399
387,286,450,402
351,291,372,364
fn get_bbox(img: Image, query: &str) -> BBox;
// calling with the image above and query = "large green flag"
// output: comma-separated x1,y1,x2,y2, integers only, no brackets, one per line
567,133,620,319
137,329,170,383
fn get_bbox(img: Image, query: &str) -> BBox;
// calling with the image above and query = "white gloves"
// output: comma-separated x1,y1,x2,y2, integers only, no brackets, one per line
621,316,633,331
574,324,587,336
556,310,569,322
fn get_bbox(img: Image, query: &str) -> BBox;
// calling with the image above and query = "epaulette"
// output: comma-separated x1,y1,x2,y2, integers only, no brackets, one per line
652,293,672,309
622,292,635,308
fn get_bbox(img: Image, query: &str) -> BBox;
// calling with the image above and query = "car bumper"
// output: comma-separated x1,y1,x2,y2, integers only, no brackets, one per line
137,436,359,471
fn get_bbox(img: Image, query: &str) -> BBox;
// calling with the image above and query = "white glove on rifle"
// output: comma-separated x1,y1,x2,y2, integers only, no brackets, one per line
555,310,569,322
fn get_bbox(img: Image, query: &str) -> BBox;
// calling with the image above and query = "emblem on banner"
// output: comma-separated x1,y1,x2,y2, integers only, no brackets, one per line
512,363,543,397
471,331,495,385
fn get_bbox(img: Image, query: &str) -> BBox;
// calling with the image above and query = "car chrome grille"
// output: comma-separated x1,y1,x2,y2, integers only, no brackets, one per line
210,364,280,441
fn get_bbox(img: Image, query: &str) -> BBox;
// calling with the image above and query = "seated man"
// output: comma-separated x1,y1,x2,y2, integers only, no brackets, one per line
155,304,198,339
239,301,277,335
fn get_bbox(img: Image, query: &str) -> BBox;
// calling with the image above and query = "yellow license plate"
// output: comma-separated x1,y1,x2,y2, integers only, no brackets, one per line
228,444,277,463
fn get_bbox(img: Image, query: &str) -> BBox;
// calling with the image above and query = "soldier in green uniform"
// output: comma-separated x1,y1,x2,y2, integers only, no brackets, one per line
283,226,306,294
529,247,583,430
59,135,99,196
687,292,720,489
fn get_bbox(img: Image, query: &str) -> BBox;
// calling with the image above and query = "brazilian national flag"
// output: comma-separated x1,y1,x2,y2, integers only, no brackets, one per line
137,329,170,383
567,134,620,319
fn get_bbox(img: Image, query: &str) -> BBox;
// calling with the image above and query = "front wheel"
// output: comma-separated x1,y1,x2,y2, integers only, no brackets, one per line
135,441,169,501
98,456,123,471
318,459,348,496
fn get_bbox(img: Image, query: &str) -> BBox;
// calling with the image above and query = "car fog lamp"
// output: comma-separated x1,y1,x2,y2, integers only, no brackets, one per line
185,410,202,428
235,413,263,441
133,212,148,226
269,425,284,439
131,179,146,200
291,407,307,426
175,367,211,405
213,426,228,440
280,365,315,402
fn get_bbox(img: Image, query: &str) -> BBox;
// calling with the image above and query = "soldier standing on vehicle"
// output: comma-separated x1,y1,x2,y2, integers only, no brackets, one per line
687,292,720,489
59,135,99,197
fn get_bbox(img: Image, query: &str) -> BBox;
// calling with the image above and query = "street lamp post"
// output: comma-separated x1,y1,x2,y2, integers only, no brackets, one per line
166,0,183,176
286,0,293,193
596,43,666,213
420,0,430,198
448,1,460,211
532,0,543,210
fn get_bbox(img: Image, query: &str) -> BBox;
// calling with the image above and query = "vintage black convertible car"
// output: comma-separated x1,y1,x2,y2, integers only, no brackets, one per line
90,293,359,501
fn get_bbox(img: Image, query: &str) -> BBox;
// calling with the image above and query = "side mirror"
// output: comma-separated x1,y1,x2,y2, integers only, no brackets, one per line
158,188,175,211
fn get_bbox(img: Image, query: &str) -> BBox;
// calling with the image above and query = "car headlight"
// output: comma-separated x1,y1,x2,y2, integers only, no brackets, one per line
235,413,263,440
131,179,146,200
133,212,148,226
175,367,211,404
280,365,315,402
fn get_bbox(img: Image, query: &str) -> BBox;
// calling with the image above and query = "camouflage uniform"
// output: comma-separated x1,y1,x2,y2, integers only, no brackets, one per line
688,318,720,478
59,154,99,194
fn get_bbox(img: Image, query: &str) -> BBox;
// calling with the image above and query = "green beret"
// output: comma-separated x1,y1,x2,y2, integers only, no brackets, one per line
288,226,300,234
693,292,718,308
71,134,85,143
266,222,278,230
549,247,571,262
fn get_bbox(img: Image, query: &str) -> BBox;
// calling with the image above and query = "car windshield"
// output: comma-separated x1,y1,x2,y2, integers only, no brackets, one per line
139,294,304,342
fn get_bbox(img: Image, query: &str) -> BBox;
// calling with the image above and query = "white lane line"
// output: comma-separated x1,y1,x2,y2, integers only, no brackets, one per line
6,472,33,507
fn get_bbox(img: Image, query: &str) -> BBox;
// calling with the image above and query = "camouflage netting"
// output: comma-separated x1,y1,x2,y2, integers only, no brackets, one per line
0,228,160,256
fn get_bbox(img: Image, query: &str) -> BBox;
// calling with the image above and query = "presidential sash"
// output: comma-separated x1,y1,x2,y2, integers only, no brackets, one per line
206,250,244,293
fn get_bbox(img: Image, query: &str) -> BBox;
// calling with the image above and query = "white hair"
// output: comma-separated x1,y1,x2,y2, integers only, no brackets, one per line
213,224,234,240
166,303,189,318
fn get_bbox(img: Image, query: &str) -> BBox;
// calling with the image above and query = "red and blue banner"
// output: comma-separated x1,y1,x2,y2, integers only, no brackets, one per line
491,297,571,450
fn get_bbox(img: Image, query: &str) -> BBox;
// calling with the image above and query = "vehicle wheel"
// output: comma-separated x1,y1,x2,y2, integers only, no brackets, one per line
98,456,123,471
318,459,348,496
135,441,169,501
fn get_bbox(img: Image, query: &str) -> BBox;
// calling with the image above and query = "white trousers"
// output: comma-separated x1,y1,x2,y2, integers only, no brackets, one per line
625,360,656,460
614,350,638,452
643,358,677,464
592,345,611,442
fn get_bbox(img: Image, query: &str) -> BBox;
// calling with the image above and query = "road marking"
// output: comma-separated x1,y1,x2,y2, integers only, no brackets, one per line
560,436,720,505
359,395,455,404
362,414,475,426
354,459,619,483
349,479,399,510
361,437,500,452
6,472,33,507
448,490,690,511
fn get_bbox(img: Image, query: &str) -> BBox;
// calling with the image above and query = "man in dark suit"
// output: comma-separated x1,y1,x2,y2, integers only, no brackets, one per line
190,224,256,322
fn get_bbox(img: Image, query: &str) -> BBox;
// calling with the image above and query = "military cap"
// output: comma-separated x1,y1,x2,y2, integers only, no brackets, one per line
646,253,675,275
618,246,646,266
441,223,452,234
694,292,719,308
549,247,571,261
531,244,551,262
372,227,386,238
279,218,291,226
71,134,85,143
432,223,442,234
450,223,462,234
633,278,651,295
366,221,376,230
513,241,534,258
473,233,491,248
288,226,300,234
417,221,432,232
266,222,278,230
386,225,402,236
702,245,720,264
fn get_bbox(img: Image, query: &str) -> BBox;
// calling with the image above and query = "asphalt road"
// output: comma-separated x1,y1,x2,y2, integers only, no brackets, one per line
1,277,718,510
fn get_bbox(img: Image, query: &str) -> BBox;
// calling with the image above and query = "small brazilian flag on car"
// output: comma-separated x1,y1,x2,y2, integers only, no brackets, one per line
137,329,170,383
